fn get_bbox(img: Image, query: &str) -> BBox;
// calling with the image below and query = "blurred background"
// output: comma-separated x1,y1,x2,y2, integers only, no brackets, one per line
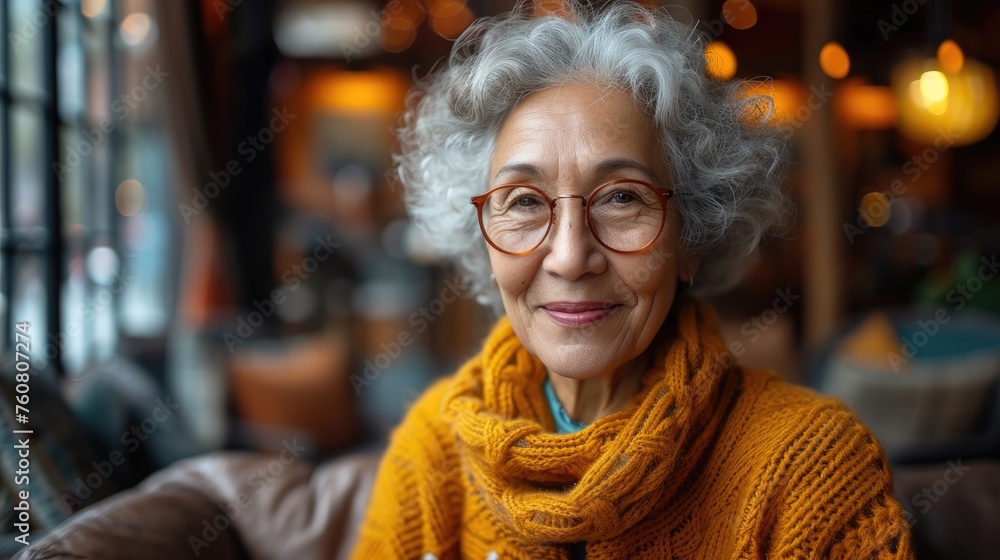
0,0,999,554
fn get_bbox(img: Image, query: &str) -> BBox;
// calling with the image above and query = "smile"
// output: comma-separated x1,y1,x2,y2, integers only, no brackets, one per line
540,302,619,327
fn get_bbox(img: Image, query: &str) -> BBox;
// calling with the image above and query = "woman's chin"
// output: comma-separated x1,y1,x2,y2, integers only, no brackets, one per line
537,351,620,381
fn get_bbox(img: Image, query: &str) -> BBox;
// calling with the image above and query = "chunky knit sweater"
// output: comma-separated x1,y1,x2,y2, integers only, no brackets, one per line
352,298,913,560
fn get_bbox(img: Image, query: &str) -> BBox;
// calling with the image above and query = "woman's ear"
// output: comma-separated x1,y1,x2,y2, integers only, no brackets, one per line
679,254,702,284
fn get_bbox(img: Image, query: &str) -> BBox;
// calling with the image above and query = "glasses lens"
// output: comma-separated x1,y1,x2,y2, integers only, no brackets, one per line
589,182,665,252
482,185,550,253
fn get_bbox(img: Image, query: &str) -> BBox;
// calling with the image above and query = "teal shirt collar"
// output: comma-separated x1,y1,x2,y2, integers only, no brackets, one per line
543,377,587,434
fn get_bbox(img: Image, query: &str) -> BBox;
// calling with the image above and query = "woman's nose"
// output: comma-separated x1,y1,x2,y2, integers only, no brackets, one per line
540,197,607,281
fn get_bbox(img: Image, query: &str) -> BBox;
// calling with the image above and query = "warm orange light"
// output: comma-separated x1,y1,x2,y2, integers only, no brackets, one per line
836,81,897,129
427,0,468,18
918,70,949,115
316,71,407,115
737,79,805,125
705,41,737,80
392,0,427,28
430,6,474,40
723,0,758,30
380,19,418,53
859,192,891,228
819,42,850,79
533,1,567,17
893,56,999,146
937,39,964,73
385,12,416,32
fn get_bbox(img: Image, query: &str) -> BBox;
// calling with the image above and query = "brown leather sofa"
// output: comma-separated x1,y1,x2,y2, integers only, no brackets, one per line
12,451,380,560
12,452,1000,559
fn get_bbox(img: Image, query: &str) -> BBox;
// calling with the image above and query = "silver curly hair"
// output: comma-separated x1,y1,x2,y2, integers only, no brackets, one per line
395,1,792,310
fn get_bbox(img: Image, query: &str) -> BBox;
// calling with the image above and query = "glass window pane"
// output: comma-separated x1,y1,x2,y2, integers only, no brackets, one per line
9,0,52,96
61,249,89,374
118,130,169,336
91,136,112,231
83,15,110,125
10,253,48,362
11,105,47,229
84,244,118,364
0,106,6,233
57,6,85,122
59,124,87,230
0,257,7,355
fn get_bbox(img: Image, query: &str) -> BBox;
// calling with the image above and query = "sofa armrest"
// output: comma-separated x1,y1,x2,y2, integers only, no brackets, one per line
893,460,1000,560
13,450,380,560
12,454,249,560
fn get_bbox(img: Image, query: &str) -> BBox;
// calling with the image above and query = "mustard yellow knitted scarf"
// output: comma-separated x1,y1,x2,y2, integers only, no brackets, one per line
441,296,737,546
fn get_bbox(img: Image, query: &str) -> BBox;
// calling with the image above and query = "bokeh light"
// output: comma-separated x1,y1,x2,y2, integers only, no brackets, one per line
534,1,567,17
115,179,148,217
427,0,468,18
917,70,949,115
394,0,427,28
894,56,999,146
836,81,897,129
81,0,107,18
430,4,474,40
120,12,152,47
723,0,758,31
819,42,850,79
937,39,965,73
705,41,737,80
380,12,419,53
860,192,891,228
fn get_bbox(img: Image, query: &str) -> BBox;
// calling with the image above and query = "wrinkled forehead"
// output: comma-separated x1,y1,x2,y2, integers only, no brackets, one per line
489,82,667,185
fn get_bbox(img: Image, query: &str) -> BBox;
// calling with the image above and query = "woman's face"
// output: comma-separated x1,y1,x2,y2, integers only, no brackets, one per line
486,81,694,380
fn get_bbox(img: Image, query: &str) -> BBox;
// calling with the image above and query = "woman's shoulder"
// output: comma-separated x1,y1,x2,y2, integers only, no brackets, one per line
729,366,891,474
738,366,857,421
718,368,911,557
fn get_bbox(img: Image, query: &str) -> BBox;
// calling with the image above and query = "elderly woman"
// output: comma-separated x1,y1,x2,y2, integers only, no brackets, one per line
353,3,912,559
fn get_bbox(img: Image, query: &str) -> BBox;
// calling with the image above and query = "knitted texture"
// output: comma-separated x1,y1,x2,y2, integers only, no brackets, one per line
352,298,914,560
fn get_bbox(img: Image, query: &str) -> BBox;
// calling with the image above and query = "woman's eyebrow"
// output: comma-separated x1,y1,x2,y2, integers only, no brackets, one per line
494,162,544,181
594,158,661,183
494,159,661,183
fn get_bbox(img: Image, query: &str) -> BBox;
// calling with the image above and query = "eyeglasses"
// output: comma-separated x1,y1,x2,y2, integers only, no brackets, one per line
470,179,675,255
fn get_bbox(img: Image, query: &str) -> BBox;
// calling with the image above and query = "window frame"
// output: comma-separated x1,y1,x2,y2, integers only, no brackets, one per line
0,0,123,375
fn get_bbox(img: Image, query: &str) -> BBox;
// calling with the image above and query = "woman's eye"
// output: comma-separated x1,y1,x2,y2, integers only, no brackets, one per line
610,191,637,204
515,196,539,207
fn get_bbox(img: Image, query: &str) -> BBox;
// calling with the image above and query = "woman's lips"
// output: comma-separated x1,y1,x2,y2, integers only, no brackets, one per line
541,302,618,327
